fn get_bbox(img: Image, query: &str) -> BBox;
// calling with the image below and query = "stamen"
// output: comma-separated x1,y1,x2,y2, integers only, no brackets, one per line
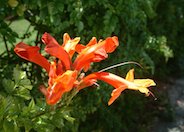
98,61,142,72
148,91,157,100
93,82,99,87
49,83,57,97
78,73,85,81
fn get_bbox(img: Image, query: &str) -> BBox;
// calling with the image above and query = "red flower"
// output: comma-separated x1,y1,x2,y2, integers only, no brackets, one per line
42,33,72,71
14,42,50,73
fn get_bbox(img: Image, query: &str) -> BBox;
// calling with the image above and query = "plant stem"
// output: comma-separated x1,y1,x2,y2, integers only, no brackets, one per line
35,31,40,46
21,24,31,41
31,89,78,120
3,36,10,58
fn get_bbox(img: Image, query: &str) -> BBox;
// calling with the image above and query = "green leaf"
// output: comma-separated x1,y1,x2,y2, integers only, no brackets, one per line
142,0,156,19
13,66,26,83
34,117,55,132
39,7,48,20
2,79,15,94
142,51,155,74
0,96,13,118
158,36,173,61
51,112,64,128
56,1,64,12
63,114,75,123
28,98,35,110
8,0,19,8
16,4,26,16
0,119,3,130
77,21,84,32
0,95,5,120
15,87,31,100
19,79,32,90
3,119,14,132
3,119,19,132
22,118,33,132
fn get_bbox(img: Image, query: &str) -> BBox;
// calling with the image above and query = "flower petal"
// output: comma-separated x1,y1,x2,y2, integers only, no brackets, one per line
125,69,134,82
104,36,119,53
45,70,78,105
127,79,156,95
55,70,78,92
42,32,71,70
14,42,50,73
77,72,127,105
46,82,65,105
48,61,57,87
77,72,127,91
75,37,97,54
56,60,65,75
86,37,97,47
77,73,97,90
108,86,126,105
62,33,80,58
133,79,156,87
75,44,86,53
137,87,150,95
73,36,118,71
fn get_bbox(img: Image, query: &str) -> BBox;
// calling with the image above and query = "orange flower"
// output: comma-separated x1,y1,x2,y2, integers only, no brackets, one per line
77,69,156,105
40,62,78,105
108,69,156,105
14,32,156,106
42,33,72,70
62,33,80,58
14,42,50,73
73,36,119,72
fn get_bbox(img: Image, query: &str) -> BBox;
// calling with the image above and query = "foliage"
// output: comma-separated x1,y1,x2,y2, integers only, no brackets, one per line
0,0,183,131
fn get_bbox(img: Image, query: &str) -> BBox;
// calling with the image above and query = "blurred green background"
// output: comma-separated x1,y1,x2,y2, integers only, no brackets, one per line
0,0,184,131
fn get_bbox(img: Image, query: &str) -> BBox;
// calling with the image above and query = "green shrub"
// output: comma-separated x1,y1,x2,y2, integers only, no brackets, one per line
0,0,183,131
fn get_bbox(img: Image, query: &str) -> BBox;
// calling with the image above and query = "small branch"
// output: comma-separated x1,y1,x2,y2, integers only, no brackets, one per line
31,89,78,120
3,36,10,58
21,24,31,41
35,31,40,45
31,104,63,121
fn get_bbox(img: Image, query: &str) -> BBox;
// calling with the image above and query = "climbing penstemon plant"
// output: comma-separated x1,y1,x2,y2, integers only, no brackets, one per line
14,33,156,106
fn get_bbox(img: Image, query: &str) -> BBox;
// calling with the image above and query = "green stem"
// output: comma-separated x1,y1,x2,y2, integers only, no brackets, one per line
3,36,10,58
21,24,31,41
31,89,79,121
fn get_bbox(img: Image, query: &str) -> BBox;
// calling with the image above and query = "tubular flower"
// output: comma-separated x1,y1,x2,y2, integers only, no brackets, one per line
42,33,72,70
14,32,156,105
77,69,156,105
62,33,80,58
73,36,119,72
40,62,78,105
14,42,50,73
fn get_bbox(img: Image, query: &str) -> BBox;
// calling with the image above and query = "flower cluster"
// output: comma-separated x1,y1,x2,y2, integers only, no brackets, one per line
14,33,156,105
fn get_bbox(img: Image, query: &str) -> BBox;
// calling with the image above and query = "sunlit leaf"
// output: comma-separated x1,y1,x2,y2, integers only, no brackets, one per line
15,87,31,100
19,79,32,90
28,98,35,110
13,66,26,83
63,114,75,123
